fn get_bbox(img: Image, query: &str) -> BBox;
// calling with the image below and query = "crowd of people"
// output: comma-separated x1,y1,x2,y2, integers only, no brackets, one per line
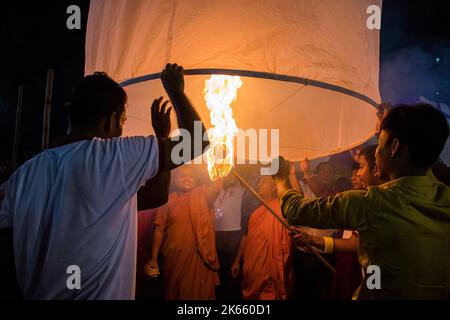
0,64,449,300
137,137,447,300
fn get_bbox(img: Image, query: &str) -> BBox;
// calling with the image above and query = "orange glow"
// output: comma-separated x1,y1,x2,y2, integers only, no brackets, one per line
204,75,243,181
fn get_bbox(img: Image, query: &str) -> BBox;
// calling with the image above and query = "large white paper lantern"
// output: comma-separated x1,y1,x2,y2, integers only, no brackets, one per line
85,0,382,161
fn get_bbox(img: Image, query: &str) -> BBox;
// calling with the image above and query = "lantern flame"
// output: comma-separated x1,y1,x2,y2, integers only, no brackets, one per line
204,75,243,181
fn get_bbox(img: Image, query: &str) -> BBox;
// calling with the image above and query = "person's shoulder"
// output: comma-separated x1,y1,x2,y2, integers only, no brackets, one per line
168,192,181,202
432,180,450,204
69,137,157,158
337,188,379,204
105,136,159,153
234,182,246,193
112,136,157,144
338,189,368,198
251,204,266,218
83,136,156,147
363,182,400,204
13,150,57,173
5,151,58,188
268,197,280,208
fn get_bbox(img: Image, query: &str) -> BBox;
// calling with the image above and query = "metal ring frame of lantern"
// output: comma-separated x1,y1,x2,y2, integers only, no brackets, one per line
120,69,380,110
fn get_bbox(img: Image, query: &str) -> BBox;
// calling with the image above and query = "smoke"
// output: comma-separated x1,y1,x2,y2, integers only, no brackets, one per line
380,46,450,105
380,47,450,165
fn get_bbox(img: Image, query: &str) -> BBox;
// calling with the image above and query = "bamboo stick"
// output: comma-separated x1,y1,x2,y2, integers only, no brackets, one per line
11,86,23,170
42,69,54,151
233,170,336,274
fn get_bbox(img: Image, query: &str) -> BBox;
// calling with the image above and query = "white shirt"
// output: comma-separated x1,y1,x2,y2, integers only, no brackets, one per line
214,184,245,232
0,137,159,300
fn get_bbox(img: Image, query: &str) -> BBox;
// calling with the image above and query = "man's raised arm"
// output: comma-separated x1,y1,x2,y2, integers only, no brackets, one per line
158,63,210,172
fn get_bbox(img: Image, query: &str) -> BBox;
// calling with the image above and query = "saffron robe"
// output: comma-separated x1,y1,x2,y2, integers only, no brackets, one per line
154,187,220,300
241,199,294,300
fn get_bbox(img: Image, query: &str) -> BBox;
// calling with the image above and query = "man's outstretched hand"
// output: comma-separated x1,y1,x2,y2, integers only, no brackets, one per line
144,259,160,278
272,156,294,200
290,226,325,252
151,97,172,138
273,156,291,184
156,62,209,172
161,63,185,99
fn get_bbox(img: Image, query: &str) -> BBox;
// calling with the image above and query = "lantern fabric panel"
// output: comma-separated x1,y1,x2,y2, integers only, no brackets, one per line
85,0,382,161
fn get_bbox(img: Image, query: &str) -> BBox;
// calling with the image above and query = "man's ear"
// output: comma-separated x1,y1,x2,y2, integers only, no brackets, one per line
371,164,378,176
105,112,117,134
391,138,400,158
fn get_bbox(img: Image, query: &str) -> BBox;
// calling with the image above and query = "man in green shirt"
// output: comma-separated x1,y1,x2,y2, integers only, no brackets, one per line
275,104,450,299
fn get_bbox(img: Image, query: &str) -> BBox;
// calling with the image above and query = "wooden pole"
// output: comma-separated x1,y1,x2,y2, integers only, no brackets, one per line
233,170,337,274
11,86,23,170
42,69,54,151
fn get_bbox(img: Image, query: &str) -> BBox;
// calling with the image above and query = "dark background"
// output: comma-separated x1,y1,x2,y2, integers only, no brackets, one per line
1,0,450,167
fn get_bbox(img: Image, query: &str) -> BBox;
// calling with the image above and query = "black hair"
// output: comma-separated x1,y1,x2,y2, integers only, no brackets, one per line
359,145,378,171
69,72,127,130
316,161,335,175
380,103,449,168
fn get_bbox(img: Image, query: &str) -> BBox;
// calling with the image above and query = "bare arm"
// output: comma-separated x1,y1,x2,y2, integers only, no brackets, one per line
138,172,170,210
303,176,322,197
144,206,168,278
144,224,165,278
289,163,303,195
158,64,210,172
333,235,359,253
231,235,247,278
291,226,359,254
233,235,247,264
138,98,173,210
150,224,165,262
306,234,359,253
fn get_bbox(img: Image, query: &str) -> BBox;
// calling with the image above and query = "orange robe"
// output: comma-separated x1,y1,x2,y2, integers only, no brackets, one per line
154,186,220,300
242,199,294,300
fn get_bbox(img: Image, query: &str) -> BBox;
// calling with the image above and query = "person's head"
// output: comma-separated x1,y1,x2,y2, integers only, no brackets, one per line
257,175,277,201
173,165,197,193
351,163,365,190
69,72,128,138
357,145,384,187
316,162,335,185
376,103,449,180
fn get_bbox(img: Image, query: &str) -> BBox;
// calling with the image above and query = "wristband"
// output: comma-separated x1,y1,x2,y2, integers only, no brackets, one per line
323,236,334,254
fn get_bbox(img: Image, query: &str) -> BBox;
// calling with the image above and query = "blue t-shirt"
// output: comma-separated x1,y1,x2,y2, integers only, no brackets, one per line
0,137,159,299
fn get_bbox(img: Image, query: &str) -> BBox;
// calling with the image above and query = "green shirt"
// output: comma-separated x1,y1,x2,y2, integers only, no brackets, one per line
281,175,450,299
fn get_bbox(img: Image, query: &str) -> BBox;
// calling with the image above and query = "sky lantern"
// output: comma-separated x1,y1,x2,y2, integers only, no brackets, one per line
84,0,383,273
85,0,382,167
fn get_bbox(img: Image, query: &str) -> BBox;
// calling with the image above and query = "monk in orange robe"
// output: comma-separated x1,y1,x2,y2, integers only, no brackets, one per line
231,176,294,300
144,165,221,300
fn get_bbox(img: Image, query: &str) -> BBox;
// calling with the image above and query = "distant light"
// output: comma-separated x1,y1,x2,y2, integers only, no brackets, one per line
436,57,441,63
436,91,440,96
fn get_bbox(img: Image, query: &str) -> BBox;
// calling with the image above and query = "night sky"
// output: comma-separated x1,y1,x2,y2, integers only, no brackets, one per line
1,0,450,164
